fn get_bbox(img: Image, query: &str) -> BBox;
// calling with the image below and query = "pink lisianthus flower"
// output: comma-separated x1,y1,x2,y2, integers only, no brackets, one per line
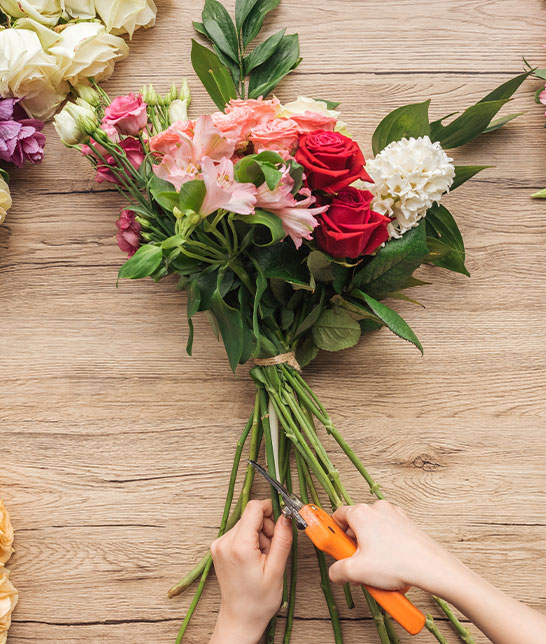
151,115,235,190
290,110,337,133
116,209,141,257
255,168,327,248
103,93,148,136
250,118,300,159
92,137,145,185
200,156,257,216
540,85,546,108
0,97,45,168
211,97,279,149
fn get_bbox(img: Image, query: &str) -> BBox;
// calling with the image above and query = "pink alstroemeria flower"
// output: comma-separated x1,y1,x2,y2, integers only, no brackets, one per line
200,156,257,216
540,85,546,108
255,168,327,248
151,115,235,190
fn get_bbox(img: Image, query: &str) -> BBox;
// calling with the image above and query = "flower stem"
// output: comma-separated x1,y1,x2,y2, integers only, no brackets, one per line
433,597,476,644
174,557,214,644
241,395,262,510
425,615,450,644
361,587,393,644
283,460,298,644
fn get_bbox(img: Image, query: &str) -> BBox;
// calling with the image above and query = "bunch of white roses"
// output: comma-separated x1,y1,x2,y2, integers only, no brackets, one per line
0,0,157,120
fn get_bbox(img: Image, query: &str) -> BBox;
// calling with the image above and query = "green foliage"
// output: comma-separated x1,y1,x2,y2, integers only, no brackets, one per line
352,292,423,353
241,0,280,48
191,39,237,110
371,101,430,155
295,335,319,367
247,34,301,99
425,204,469,276
312,308,361,352
235,209,286,246
244,28,286,74
118,245,163,280
202,0,239,62
210,283,244,372
254,243,310,286
235,150,284,189
483,112,522,133
351,221,429,299
451,165,491,191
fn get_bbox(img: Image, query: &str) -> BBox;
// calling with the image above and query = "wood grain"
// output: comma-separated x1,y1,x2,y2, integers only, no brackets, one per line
2,0,546,642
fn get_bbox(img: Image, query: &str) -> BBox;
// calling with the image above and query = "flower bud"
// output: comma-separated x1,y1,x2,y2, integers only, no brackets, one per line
141,84,158,105
172,206,183,219
53,105,88,145
74,84,102,107
169,82,177,102
179,79,191,103
168,99,189,124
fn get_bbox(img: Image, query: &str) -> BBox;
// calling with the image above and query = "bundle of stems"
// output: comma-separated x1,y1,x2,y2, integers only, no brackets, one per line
169,364,476,644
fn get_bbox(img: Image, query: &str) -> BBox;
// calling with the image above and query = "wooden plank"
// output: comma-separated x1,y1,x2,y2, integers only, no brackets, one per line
1,0,546,642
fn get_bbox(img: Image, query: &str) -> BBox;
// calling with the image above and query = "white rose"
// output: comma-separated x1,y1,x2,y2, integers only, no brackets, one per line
0,566,18,637
62,0,96,19
278,96,340,120
0,28,68,120
48,22,129,86
0,179,12,227
168,99,189,124
53,102,94,145
0,0,62,25
94,0,156,38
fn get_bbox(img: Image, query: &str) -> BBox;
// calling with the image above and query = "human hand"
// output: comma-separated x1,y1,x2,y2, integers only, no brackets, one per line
209,499,293,644
328,500,461,596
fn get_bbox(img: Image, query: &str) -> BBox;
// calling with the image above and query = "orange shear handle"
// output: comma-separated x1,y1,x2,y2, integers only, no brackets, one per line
299,504,426,636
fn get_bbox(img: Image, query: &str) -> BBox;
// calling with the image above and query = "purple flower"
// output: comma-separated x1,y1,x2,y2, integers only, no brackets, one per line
0,98,46,168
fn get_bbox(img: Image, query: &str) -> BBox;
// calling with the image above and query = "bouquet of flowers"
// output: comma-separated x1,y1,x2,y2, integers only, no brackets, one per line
56,1,529,642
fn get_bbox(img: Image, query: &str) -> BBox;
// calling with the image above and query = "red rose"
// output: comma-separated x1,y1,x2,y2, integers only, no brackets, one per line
116,209,141,257
295,130,371,193
94,137,145,185
315,187,390,259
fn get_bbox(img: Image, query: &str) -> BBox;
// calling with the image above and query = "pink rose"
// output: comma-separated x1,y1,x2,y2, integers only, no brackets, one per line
249,118,300,159
95,137,145,185
225,97,279,121
290,110,336,133
103,93,148,136
149,120,195,156
212,98,279,149
116,209,141,257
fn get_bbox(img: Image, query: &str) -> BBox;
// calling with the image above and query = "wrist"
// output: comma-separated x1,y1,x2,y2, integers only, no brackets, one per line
415,549,474,599
210,607,267,644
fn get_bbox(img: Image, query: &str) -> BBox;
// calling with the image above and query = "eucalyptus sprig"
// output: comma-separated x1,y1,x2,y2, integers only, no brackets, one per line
192,0,301,109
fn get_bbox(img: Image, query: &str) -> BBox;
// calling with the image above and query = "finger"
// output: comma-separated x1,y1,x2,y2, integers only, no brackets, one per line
332,505,353,530
238,499,272,543
263,517,275,538
328,558,353,585
266,516,293,575
259,531,272,553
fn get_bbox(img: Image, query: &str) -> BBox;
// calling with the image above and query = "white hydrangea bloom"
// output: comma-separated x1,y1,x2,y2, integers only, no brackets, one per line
364,136,455,239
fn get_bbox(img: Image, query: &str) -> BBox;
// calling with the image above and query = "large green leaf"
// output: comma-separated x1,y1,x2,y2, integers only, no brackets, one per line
452,165,491,191
312,307,361,352
247,34,300,99
191,39,237,111
242,0,280,48
295,335,319,368
235,209,285,246
118,245,162,280
353,292,423,353
210,288,244,372
425,204,469,276
185,279,201,355
148,175,177,210
351,221,428,299
235,0,259,32
479,70,532,103
372,101,430,155
202,0,239,63
483,112,522,134
180,179,206,213
244,28,285,74
254,242,309,286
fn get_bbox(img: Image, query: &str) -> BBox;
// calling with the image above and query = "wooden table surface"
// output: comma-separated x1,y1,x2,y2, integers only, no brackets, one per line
2,1,546,642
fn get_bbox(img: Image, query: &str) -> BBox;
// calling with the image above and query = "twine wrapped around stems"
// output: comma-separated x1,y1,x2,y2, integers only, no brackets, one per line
254,352,301,371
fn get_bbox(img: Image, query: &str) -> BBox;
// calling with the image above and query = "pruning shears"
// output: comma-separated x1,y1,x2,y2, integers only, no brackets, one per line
250,460,426,635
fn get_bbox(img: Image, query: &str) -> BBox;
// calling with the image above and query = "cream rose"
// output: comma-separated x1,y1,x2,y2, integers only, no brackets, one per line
94,0,157,38
0,179,12,227
0,28,68,120
0,0,62,25
62,0,96,19
0,566,18,639
279,96,340,121
48,22,129,86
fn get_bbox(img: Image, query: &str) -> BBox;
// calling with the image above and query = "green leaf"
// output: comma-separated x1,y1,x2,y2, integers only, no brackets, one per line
307,251,334,283
191,39,237,111
210,287,244,372
294,297,325,337
260,162,282,190
202,0,239,63
384,291,425,308
149,175,177,209
531,188,546,199
430,98,510,149
244,28,285,74
479,71,532,103
351,221,428,299
185,279,201,355
534,68,546,81
452,165,492,191
400,276,430,289
313,98,341,110
180,179,206,213
242,0,280,48
247,34,300,99
193,21,209,38
483,112,522,133
155,191,179,210
118,245,162,280
254,243,309,286
425,204,469,276
235,0,259,32
295,335,319,368
312,307,361,352
235,150,284,185
235,209,285,246
372,100,430,155
354,292,423,353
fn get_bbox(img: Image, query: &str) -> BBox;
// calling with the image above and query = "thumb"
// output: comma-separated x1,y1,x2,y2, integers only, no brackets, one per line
329,558,352,585
266,516,293,575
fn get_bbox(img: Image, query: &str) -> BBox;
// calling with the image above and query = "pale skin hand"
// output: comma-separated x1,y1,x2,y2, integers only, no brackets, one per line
209,499,293,644
329,500,546,644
